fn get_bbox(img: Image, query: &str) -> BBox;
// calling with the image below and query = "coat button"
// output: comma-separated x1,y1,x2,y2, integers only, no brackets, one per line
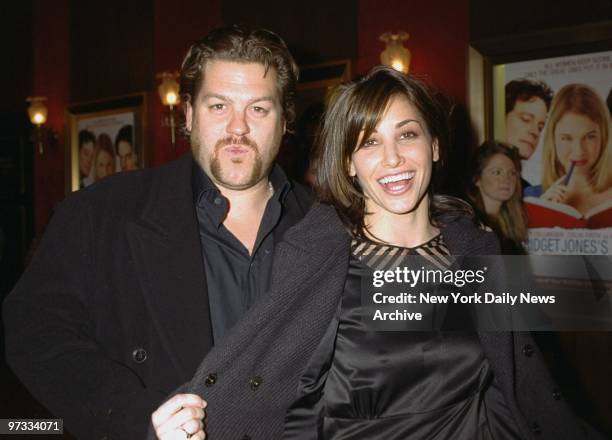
250,376,263,391
530,422,541,435
242,436,251,440
204,373,217,386
522,344,534,357
552,388,563,400
132,347,147,363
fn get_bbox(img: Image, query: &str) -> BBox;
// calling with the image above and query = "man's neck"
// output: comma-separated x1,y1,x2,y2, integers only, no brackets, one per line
218,179,274,254
218,179,272,219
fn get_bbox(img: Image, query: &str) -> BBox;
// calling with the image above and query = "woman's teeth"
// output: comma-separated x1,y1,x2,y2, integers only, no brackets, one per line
378,172,415,186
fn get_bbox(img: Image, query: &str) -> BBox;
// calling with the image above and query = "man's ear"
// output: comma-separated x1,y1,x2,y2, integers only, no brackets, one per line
432,139,440,163
185,102,193,132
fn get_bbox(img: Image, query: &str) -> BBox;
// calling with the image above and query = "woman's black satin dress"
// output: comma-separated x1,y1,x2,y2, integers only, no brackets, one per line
285,237,522,439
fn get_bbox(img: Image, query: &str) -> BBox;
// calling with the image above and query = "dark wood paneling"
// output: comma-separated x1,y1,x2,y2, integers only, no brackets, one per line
0,113,33,296
471,0,612,41
70,0,154,102
0,2,33,114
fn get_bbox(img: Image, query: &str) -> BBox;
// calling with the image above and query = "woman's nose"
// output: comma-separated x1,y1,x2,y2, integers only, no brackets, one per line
382,143,403,168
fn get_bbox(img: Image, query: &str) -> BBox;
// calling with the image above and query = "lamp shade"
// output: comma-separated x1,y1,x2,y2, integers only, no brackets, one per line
26,96,48,126
157,72,180,107
380,32,411,74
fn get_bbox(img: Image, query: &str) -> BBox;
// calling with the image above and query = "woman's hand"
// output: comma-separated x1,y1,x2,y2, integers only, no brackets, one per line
541,176,568,204
152,393,207,439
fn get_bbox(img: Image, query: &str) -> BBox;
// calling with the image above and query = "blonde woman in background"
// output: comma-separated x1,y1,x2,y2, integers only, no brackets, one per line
93,133,116,182
524,83,612,217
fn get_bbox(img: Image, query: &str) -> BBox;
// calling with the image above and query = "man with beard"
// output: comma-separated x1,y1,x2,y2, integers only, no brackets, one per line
3,25,312,439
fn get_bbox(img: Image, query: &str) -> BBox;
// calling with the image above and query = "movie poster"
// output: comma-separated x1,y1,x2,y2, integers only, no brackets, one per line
76,112,139,189
499,50,612,255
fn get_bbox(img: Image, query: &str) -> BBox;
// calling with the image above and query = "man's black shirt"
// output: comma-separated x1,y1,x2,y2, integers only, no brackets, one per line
192,162,304,342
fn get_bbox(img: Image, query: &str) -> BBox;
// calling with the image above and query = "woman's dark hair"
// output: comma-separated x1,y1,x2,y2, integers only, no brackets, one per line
466,141,527,243
179,24,299,134
316,65,473,239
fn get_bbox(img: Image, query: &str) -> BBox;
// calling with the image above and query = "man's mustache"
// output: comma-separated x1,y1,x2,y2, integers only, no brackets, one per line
215,136,259,151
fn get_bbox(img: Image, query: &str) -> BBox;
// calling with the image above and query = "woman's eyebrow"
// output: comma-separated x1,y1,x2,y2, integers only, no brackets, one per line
396,119,421,129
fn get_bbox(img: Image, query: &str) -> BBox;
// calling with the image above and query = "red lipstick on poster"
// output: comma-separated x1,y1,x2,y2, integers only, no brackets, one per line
563,161,576,186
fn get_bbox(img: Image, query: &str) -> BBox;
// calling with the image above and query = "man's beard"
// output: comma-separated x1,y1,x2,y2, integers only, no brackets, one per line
192,132,269,190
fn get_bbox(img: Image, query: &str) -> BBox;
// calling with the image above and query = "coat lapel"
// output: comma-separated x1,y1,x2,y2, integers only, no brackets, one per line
127,155,213,382
189,203,350,376
442,219,519,422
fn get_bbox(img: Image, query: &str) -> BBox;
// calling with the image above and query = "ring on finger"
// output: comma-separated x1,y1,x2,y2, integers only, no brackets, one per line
180,427,193,439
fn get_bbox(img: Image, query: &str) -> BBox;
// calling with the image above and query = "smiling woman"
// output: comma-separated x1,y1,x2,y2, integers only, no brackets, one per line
347,94,440,247
281,66,597,439
315,66,472,246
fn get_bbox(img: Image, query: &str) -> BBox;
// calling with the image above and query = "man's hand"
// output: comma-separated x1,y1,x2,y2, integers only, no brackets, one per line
152,394,207,439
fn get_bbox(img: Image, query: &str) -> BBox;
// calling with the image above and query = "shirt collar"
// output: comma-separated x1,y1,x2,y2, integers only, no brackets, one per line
191,160,292,207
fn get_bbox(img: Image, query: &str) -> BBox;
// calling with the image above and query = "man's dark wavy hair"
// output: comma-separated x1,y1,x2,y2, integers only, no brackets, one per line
179,24,299,135
505,79,553,113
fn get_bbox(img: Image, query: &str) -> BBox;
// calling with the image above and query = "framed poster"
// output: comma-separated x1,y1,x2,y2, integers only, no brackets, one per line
469,22,612,255
66,94,147,192
295,59,352,122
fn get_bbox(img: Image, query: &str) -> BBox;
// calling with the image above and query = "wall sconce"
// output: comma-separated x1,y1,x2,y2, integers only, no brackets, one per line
380,32,411,74
26,96,51,155
157,72,180,146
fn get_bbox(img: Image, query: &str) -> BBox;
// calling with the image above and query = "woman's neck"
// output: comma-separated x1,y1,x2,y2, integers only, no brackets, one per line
364,202,439,249
480,195,502,219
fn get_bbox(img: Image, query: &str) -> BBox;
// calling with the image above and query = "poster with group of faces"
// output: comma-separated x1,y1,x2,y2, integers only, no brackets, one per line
76,112,139,189
498,50,612,255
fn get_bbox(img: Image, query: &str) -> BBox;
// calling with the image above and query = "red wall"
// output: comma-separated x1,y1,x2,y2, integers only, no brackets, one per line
357,0,469,104
32,0,69,236
30,1,222,234
150,0,222,166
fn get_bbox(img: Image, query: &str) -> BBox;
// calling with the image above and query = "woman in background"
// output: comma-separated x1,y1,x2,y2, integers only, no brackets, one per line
524,83,612,216
466,141,528,254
